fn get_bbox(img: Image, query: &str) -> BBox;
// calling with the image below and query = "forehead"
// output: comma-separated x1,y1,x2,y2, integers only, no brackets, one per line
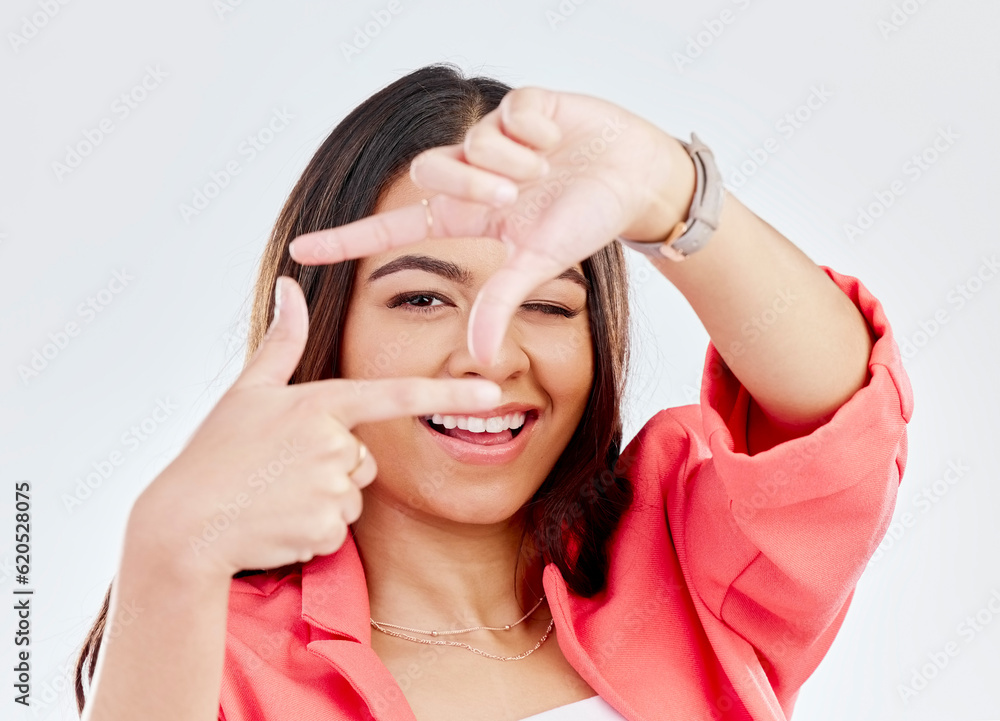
355,174,585,281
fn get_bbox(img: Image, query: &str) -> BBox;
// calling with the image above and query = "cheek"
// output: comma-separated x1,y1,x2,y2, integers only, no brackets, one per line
527,325,594,411
338,308,420,465
340,304,438,381
339,304,454,447
339,300,368,379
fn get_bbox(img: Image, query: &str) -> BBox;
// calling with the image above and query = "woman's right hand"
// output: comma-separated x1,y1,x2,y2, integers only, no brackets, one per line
127,275,502,582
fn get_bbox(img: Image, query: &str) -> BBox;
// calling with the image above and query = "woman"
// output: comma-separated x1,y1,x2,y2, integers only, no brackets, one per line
75,63,912,720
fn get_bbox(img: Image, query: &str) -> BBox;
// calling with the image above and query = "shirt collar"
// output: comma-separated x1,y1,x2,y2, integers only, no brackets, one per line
299,528,575,647
300,528,372,644
297,530,628,720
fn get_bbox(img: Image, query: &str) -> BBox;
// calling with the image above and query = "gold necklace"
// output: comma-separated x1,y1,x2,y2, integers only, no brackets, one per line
370,596,554,662
371,595,546,636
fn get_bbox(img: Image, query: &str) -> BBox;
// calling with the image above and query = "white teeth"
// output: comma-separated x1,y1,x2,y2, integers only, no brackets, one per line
424,411,529,433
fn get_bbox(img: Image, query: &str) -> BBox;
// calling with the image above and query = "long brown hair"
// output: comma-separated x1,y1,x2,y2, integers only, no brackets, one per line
75,62,634,714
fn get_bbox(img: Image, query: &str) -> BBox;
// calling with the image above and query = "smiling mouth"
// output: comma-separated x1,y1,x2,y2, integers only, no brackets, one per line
420,410,537,446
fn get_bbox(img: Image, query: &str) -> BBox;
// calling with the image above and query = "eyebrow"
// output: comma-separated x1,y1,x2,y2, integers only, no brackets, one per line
366,254,591,292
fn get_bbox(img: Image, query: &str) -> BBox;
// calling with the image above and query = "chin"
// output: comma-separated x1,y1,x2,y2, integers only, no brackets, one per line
364,432,551,526
396,482,533,527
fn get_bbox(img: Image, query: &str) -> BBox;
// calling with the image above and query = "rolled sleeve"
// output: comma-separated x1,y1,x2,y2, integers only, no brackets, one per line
678,266,913,695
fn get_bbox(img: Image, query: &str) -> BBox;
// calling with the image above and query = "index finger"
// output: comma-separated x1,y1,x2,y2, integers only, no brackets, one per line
309,376,503,428
287,194,493,265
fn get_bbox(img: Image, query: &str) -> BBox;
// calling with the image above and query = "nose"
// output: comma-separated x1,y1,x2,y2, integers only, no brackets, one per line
445,321,529,384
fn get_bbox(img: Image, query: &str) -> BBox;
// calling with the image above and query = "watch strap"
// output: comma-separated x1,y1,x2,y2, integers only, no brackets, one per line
617,132,724,261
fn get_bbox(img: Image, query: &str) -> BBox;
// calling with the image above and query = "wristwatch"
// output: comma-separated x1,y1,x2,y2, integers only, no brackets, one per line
616,133,725,261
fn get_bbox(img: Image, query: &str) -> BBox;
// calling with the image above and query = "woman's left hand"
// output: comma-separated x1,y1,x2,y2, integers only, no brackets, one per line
289,87,694,365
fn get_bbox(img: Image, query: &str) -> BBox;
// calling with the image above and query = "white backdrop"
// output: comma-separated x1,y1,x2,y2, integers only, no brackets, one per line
1,1,998,719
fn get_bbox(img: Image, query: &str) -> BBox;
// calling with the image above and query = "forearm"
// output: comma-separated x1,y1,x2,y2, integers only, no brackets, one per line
631,137,873,447
82,504,231,721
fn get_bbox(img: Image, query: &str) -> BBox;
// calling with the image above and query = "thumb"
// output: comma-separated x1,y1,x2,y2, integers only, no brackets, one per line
468,250,553,365
239,276,309,387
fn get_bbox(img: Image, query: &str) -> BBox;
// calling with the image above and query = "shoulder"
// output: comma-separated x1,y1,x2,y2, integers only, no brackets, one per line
615,405,711,491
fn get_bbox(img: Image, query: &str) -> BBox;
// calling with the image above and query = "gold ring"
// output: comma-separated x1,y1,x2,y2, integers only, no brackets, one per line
348,442,367,477
421,197,433,236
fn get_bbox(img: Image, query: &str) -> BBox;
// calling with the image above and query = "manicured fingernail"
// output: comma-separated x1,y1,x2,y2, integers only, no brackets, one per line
494,183,518,206
271,277,286,328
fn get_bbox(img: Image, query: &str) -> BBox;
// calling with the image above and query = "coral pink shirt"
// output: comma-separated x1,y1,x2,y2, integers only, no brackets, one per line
219,268,913,721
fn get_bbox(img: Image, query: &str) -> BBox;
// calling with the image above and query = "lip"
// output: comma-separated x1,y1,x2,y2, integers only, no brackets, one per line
417,409,538,466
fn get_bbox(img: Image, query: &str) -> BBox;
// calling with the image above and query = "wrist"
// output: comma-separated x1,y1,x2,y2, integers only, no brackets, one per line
126,485,236,587
619,132,697,243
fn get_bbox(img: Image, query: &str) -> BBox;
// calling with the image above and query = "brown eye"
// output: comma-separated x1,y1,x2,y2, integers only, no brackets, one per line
404,294,439,308
387,292,448,313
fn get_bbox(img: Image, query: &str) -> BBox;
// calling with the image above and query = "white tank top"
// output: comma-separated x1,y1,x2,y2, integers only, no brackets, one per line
519,694,626,720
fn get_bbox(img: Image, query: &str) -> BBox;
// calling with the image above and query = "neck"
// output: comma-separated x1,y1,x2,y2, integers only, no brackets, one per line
351,495,547,633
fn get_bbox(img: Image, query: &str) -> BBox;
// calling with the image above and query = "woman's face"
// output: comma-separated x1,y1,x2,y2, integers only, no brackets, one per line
341,174,594,526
